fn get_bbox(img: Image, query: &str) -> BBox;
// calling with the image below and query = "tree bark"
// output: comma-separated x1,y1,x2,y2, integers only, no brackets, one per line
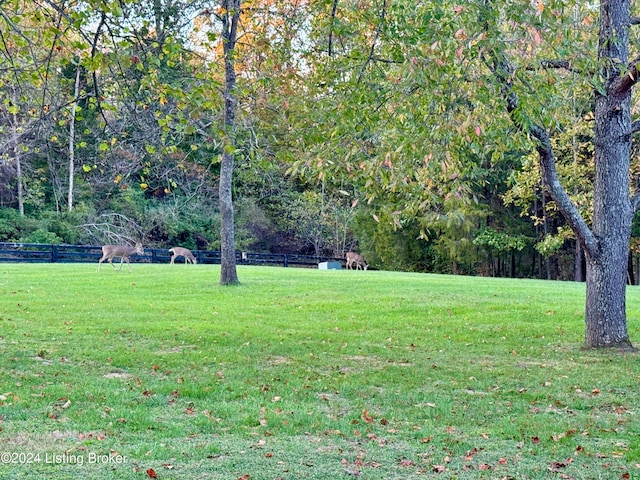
68,64,81,212
580,0,633,349
574,241,584,282
218,0,240,285
10,89,24,216
488,0,635,349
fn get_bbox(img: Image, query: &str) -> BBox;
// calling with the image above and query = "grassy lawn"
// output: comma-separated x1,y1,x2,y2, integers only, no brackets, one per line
0,263,639,479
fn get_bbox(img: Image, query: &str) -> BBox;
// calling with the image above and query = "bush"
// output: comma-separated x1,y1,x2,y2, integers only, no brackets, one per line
19,228,63,245
0,207,42,242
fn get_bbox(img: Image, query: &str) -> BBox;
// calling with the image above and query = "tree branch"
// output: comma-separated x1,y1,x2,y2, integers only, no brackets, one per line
487,53,599,258
530,125,599,257
538,59,582,74
328,0,338,57
610,56,640,98
357,0,387,84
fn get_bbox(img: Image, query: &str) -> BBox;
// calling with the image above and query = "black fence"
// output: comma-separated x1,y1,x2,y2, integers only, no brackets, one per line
0,242,344,269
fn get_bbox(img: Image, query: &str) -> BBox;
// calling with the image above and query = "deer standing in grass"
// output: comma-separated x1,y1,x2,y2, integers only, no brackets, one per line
169,247,197,265
346,251,368,270
97,244,144,272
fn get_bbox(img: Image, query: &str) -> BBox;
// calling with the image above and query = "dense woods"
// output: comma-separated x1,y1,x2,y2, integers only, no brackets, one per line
3,1,640,347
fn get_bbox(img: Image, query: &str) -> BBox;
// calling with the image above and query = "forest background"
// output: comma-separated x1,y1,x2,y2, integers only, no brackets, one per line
1,0,639,281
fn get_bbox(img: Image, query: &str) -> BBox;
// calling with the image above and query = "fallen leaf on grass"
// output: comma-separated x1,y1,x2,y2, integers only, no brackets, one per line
464,447,478,460
146,468,157,478
548,458,573,472
362,410,374,423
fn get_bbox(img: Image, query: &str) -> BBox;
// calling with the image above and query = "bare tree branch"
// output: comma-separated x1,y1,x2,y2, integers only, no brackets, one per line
357,0,387,84
327,0,338,56
539,59,582,74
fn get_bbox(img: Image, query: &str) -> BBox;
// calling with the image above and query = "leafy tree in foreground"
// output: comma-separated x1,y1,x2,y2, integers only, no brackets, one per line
290,1,638,348
481,1,637,349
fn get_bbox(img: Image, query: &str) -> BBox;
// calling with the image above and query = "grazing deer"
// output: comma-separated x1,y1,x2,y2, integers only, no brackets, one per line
169,247,197,265
346,251,368,270
97,244,144,271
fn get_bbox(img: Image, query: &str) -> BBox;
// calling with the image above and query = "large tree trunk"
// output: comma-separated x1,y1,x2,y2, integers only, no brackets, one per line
585,111,633,347
580,0,633,349
584,244,632,348
218,0,240,286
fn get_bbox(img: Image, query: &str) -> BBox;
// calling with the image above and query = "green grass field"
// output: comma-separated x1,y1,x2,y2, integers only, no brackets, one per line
0,263,639,479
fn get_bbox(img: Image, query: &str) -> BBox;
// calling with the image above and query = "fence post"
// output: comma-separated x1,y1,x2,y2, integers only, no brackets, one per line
284,254,288,267
51,245,58,263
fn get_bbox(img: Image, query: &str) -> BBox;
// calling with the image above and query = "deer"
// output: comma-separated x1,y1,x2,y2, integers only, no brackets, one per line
97,244,144,272
169,247,197,265
346,251,368,270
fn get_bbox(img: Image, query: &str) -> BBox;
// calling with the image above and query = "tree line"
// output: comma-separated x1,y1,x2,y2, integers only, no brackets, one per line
2,1,640,347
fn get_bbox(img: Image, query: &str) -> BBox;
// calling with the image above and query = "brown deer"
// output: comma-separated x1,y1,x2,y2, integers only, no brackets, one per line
97,244,144,271
346,251,368,270
169,247,197,265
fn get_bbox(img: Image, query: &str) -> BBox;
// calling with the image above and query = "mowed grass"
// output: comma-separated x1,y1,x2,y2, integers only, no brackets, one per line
0,263,639,479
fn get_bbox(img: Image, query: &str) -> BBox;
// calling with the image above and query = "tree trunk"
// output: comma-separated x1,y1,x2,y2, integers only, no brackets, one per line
574,241,584,282
218,0,240,286
68,65,81,212
10,90,24,216
584,243,631,348
219,149,238,284
541,192,552,280
580,0,633,349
